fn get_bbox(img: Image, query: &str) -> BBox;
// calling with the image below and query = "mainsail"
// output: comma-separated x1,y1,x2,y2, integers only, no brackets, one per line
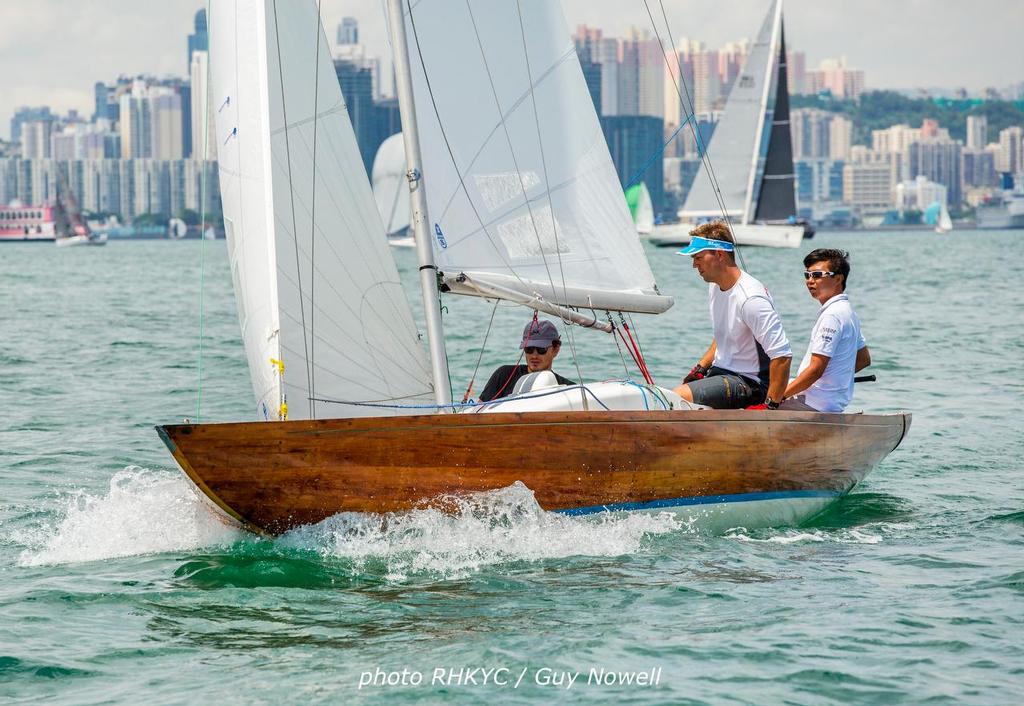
680,0,793,225
400,0,672,315
210,0,433,420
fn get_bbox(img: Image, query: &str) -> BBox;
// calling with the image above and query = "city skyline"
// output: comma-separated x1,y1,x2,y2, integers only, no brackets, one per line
2,0,1023,141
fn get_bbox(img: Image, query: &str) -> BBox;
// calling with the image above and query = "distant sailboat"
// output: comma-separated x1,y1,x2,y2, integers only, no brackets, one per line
371,131,415,247
936,203,953,233
667,0,804,249
625,182,654,235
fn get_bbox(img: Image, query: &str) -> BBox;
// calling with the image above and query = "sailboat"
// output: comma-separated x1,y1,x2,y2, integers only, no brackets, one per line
371,131,415,247
157,0,909,536
54,174,107,247
652,0,805,249
625,182,655,235
936,203,953,234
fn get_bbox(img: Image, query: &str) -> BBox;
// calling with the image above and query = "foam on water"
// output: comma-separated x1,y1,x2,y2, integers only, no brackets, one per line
722,523,915,546
15,472,681,578
17,466,244,567
280,481,684,580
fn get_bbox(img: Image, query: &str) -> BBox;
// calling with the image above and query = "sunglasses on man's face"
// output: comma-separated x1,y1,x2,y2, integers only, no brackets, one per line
803,270,836,280
524,346,550,355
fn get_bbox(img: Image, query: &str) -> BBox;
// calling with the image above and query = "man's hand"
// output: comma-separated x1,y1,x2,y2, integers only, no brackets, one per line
683,363,709,384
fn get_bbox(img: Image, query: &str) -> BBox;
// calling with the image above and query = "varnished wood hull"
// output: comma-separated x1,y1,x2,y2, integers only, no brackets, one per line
156,410,911,535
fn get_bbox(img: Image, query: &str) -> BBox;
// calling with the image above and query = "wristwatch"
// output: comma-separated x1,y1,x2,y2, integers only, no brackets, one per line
765,397,780,410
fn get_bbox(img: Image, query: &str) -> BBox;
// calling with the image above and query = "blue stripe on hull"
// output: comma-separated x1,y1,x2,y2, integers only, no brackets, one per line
555,489,840,516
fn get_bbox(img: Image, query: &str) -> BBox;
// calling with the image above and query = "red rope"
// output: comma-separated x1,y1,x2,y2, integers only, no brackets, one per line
621,321,654,385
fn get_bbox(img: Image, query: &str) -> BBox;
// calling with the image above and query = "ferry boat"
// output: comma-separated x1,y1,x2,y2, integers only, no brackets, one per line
0,201,58,242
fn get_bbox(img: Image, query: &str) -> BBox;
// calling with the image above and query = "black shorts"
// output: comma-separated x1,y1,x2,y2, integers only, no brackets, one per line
687,367,766,409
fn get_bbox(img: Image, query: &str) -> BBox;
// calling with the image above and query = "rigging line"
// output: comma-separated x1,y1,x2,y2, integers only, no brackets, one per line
608,312,631,379
648,0,748,269
643,0,730,223
623,114,695,190
643,2,741,264
271,0,313,417
308,0,324,418
462,297,500,402
464,0,560,302
405,2,539,296
513,0,585,397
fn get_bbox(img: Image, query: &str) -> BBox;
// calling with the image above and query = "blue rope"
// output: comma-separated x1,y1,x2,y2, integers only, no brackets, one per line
623,113,697,191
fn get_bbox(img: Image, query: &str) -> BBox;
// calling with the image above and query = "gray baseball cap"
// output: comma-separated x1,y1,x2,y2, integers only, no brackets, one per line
520,319,560,348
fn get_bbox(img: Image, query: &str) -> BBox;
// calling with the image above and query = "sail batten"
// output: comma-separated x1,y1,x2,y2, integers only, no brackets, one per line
212,0,433,420
402,0,670,316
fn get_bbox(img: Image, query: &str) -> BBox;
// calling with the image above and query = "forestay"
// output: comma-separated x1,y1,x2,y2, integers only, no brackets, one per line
680,0,781,224
211,0,433,420
401,0,672,314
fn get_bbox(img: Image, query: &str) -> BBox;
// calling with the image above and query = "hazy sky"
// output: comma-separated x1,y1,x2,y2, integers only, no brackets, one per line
1,0,1021,140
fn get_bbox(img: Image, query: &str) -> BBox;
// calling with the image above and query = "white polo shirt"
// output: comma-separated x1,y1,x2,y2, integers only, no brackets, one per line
798,293,867,413
709,271,792,380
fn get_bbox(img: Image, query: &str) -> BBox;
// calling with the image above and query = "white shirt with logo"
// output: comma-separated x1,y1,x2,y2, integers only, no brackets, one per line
709,271,792,380
798,293,867,413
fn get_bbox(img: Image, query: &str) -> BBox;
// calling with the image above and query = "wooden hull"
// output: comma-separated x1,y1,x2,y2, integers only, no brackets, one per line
156,410,911,535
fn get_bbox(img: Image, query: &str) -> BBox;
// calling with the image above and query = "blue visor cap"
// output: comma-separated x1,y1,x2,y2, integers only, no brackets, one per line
677,236,735,255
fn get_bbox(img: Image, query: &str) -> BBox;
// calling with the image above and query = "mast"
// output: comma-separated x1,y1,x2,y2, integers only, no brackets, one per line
385,0,452,410
741,0,784,225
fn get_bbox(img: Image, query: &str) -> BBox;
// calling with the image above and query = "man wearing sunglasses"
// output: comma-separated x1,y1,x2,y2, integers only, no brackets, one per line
478,319,576,402
673,221,793,409
781,249,871,412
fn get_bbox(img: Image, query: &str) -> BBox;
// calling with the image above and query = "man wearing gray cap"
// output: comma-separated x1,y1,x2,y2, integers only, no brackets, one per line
478,318,576,402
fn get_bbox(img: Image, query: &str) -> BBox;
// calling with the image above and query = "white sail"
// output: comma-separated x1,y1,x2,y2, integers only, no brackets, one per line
680,0,781,224
936,204,953,233
400,0,672,315
211,0,433,420
372,132,412,236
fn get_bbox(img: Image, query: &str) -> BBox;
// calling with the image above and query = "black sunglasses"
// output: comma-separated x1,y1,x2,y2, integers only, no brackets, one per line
803,270,836,280
524,346,550,355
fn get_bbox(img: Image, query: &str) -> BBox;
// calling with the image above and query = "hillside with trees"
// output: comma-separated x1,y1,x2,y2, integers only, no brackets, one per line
791,91,1024,146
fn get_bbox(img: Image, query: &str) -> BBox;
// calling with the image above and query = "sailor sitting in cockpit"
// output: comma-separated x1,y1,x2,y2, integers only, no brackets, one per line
478,319,576,402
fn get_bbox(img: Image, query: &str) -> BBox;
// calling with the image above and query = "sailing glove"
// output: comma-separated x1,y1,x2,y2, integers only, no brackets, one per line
683,364,708,384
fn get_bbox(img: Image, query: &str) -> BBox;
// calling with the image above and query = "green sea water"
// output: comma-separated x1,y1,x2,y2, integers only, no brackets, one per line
1,231,1022,705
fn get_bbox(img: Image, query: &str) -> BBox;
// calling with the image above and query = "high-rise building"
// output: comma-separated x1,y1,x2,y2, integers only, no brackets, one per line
829,115,852,160
908,138,963,206
807,57,864,100
187,9,209,71
718,40,749,96
966,115,988,150
687,42,720,115
790,108,832,159
996,126,1022,174
10,107,53,146
337,17,359,46
634,31,665,120
335,59,376,174
962,148,998,188
152,94,184,160
842,161,892,213
617,36,639,116
20,121,53,159
600,115,665,215
787,50,806,95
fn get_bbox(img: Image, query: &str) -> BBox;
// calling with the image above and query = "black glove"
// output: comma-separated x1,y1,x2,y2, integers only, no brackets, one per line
683,364,709,384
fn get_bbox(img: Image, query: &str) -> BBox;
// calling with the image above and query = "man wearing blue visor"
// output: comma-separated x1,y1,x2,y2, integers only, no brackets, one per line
673,221,792,409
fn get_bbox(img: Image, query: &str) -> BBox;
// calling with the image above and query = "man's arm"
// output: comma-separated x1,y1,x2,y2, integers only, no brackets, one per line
697,340,716,369
784,353,830,399
855,346,871,372
766,356,792,404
